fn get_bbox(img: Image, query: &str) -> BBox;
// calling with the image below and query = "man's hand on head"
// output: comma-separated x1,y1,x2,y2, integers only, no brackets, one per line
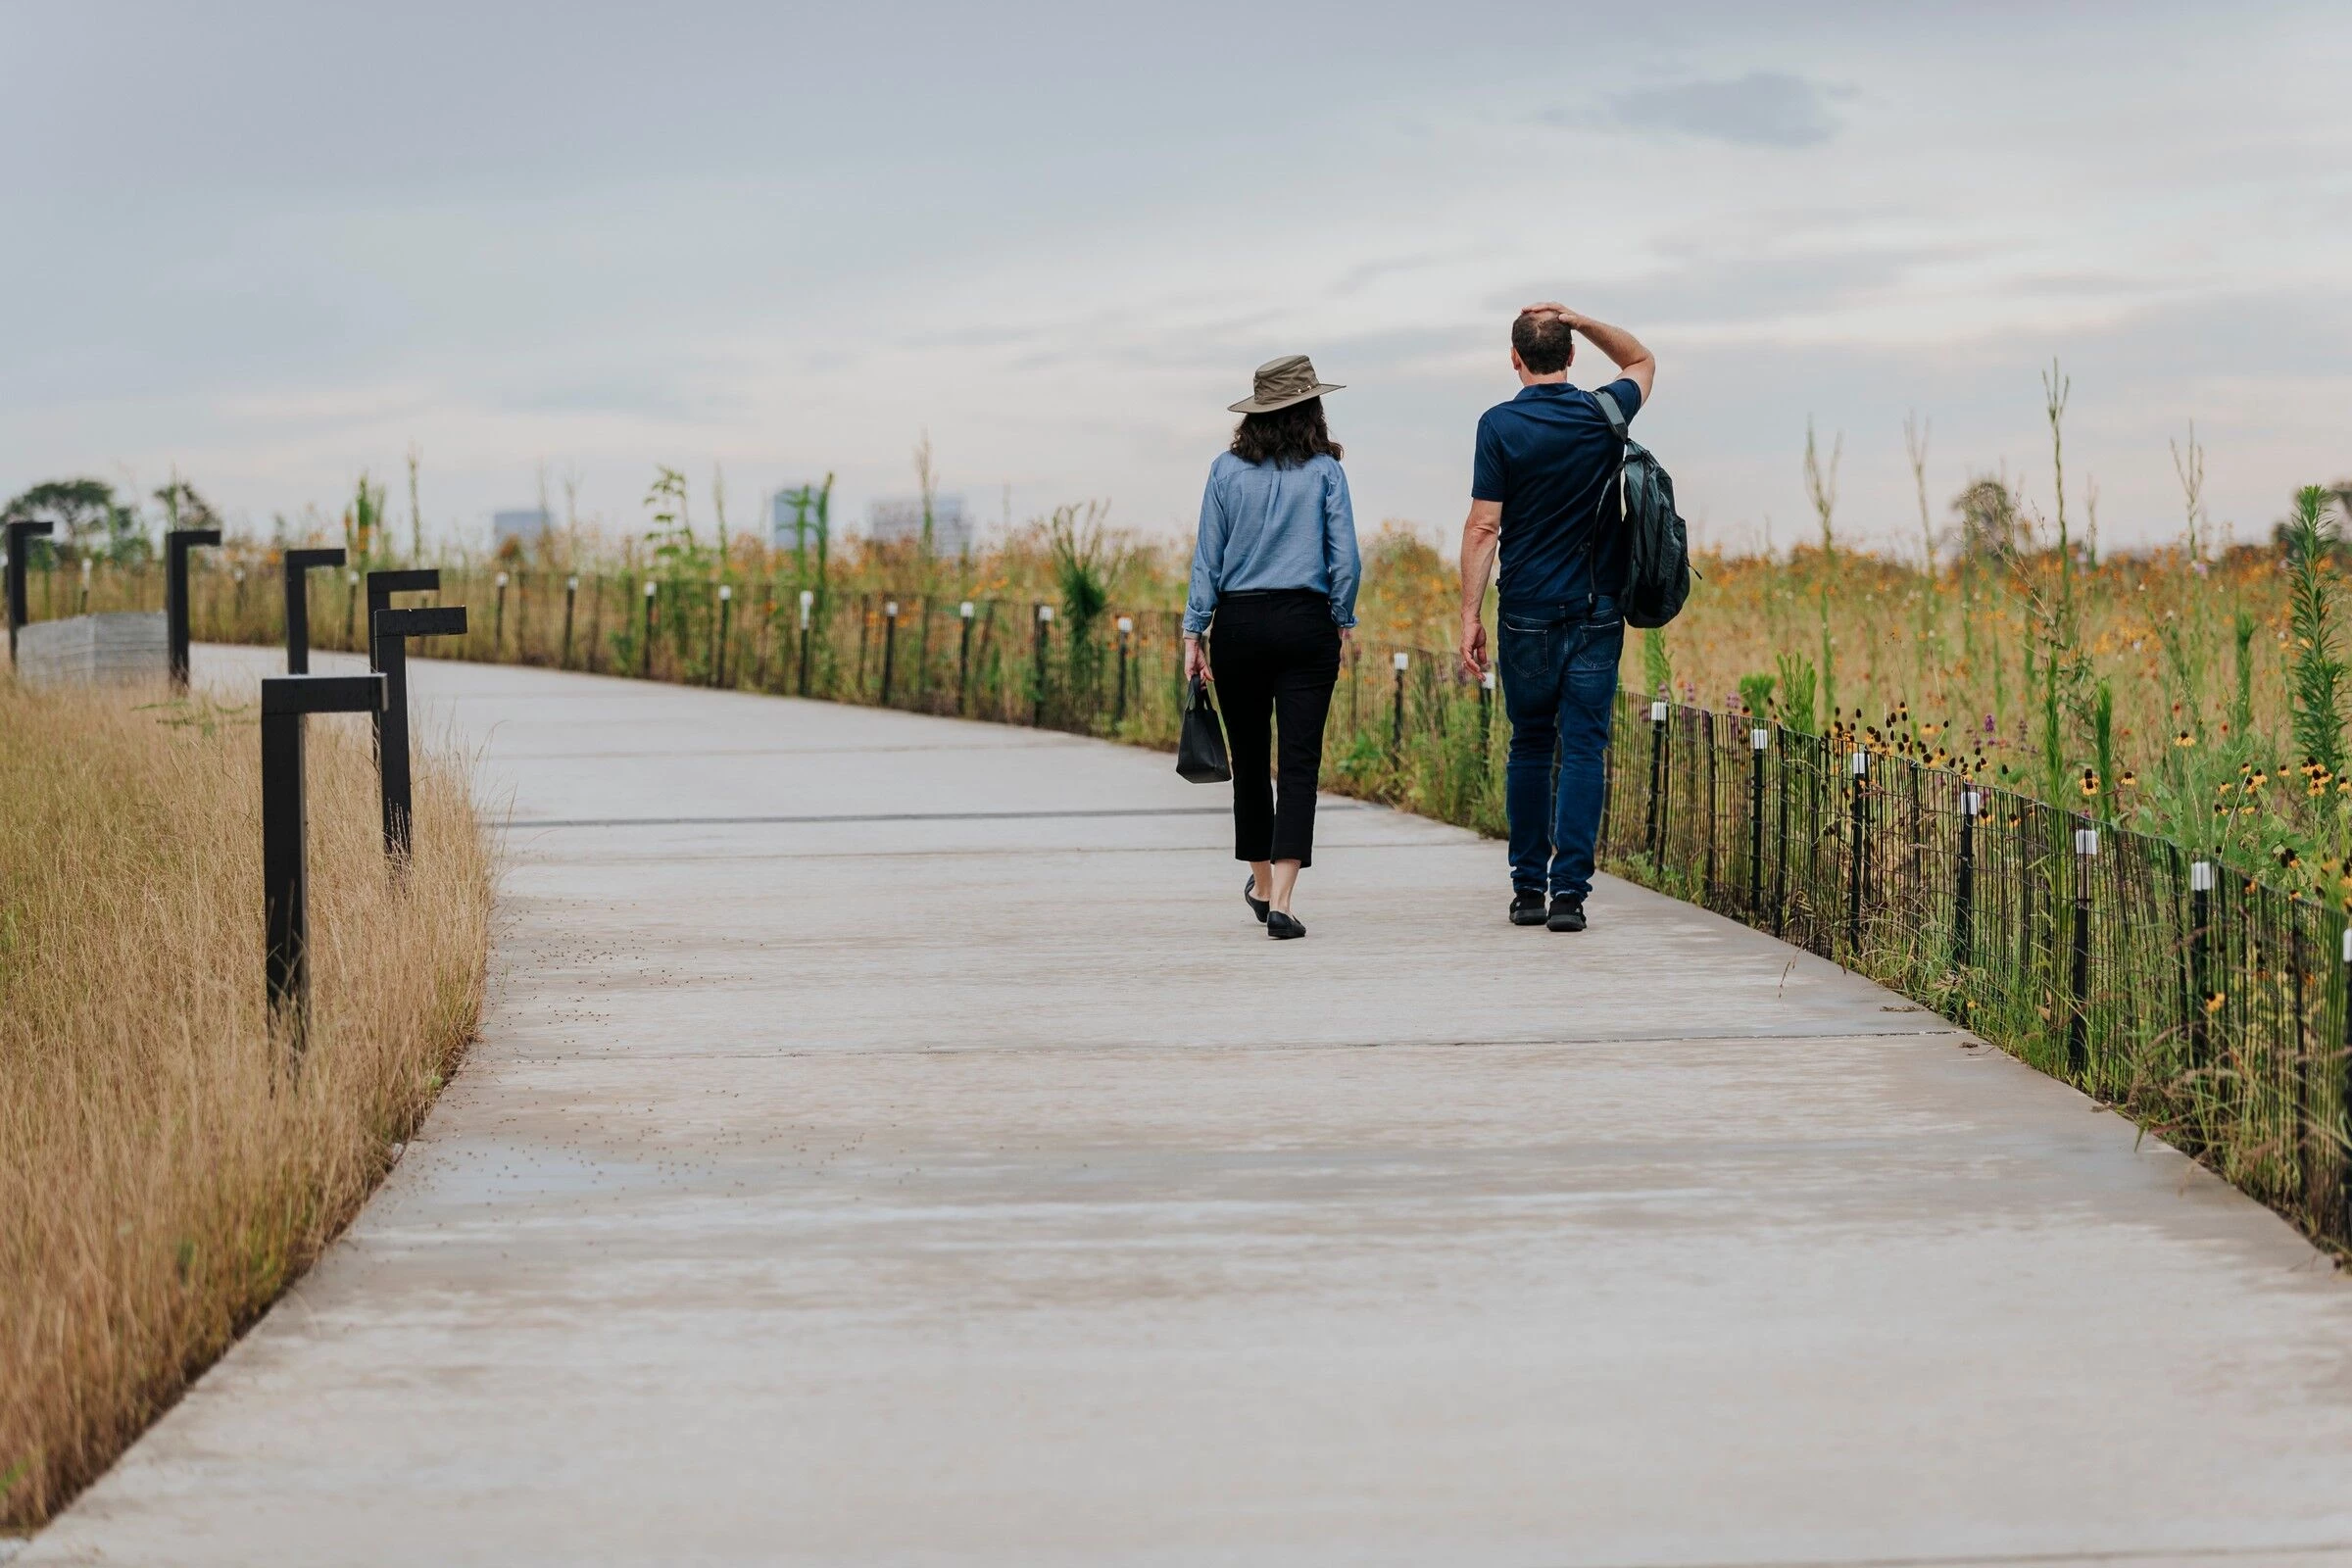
1520,302,1584,330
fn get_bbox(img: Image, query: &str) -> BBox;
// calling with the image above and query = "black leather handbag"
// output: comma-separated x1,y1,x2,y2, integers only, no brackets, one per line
1175,678,1232,783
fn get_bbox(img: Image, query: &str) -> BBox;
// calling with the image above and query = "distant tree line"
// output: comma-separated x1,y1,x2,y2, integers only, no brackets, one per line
0,476,221,566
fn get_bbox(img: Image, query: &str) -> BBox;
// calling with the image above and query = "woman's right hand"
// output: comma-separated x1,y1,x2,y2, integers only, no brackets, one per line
1184,634,1212,685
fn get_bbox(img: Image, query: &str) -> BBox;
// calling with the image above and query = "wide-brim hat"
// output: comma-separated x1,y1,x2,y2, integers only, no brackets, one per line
1229,354,1344,415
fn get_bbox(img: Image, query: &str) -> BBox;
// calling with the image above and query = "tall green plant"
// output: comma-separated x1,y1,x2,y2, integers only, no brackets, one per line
1642,626,1673,700
1774,651,1818,735
1049,500,1117,714
2281,484,2347,788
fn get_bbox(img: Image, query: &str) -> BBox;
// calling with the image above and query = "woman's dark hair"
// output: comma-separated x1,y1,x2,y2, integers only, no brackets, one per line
1230,398,1343,467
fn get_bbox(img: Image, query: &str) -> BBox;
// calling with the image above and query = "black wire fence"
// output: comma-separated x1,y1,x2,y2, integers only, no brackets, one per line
21,559,2349,1245
1612,703,2351,1247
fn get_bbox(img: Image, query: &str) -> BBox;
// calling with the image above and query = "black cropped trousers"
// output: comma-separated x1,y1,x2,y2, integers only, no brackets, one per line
1209,589,1342,868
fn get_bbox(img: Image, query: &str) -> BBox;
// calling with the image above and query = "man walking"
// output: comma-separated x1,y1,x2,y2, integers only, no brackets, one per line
1457,303,1656,932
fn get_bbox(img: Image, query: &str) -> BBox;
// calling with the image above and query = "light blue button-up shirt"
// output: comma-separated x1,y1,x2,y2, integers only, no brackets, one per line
1183,451,1360,635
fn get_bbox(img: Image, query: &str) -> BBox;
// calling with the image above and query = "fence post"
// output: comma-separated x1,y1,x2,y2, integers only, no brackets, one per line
371,605,467,864
562,575,578,668
2070,826,2097,1080
261,672,387,1058
5,519,54,664
2189,859,2214,1069
880,599,899,707
1031,603,1054,726
957,601,975,712
1955,788,1980,968
341,569,360,649
1391,652,1410,760
798,590,814,696
1748,724,1768,915
640,580,658,677
1115,615,1133,727
1644,701,1668,858
1773,732,1790,937
1846,749,1869,959
2339,924,2351,1241
281,548,347,673
364,568,440,758
715,584,733,687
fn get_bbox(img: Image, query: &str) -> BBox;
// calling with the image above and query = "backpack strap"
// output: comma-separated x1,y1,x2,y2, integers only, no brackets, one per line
1593,388,1630,440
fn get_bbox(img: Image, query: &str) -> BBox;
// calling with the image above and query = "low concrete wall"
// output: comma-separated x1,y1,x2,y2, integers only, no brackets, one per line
15,612,168,688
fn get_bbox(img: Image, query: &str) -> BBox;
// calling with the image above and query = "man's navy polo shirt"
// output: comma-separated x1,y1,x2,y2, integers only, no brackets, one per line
1471,377,1642,614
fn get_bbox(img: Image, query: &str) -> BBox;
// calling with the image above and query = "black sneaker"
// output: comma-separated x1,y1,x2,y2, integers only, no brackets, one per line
1510,889,1548,926
1546,895,1588,933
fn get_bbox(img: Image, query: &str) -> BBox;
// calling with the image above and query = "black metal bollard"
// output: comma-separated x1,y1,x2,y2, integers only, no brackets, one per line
2069,826,2096,1079
342,569,359,649
1031,603,1053,726
164,527,223,688
1954,787,1980,968
715,585,733,687
880,599,899,707
1748,723,1768,915
562,575,579,668
493,572,510,653
641,580,657,678
2339,924,2352,1239
957,600,975,713
1391,652,1409,760
1114,615,1132,727
2189,859,2214,1069
1644,700,1667,858
365,568,440,757
371,604,468,863
1772,734,1789,938
262,672,387,1054
797,590,814,697
6,518,56,663
280,547,347,673
1846,749,1868,959
78,558,90,615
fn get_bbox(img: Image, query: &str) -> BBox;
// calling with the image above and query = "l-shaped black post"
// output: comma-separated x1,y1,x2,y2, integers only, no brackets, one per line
365,568,440,755
261,672,387,1056
5,519,55,664
281,547,348,672
165,528,224,689
370,604,468,862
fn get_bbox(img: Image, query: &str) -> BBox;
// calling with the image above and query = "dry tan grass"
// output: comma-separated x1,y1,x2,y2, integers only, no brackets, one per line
0,676,492,1530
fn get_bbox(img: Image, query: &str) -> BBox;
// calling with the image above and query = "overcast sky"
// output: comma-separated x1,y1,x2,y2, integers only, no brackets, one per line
3,1,2348,557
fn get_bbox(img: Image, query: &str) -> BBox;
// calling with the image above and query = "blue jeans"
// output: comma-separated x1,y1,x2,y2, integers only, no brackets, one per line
1499,598,1623,900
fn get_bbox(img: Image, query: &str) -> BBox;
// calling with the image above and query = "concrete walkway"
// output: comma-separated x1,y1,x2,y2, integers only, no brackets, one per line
24,650,2352,1567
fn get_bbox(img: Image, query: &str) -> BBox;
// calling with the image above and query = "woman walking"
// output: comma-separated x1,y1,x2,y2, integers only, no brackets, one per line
1183,355,1361,940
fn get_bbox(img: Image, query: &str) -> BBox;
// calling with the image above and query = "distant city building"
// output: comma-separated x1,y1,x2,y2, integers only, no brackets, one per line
493,509,552,549
866,493,971,556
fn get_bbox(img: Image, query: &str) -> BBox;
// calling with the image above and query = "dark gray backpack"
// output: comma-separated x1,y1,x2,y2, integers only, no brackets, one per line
1594,389,1691,628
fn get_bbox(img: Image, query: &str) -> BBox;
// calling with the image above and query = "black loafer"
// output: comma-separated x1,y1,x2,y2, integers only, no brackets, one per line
1244,877,1270,924
1510,889,1548,926
1546,895,1588,933
1266,910,1306,940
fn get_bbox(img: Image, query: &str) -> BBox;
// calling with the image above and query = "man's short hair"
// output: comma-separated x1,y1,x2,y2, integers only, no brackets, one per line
1512,312,1575,375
